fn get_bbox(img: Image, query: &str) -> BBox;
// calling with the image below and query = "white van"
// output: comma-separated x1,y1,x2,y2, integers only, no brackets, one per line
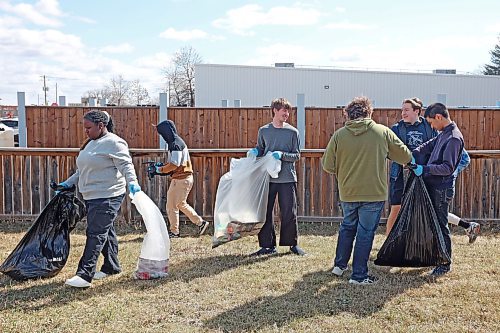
0,117,19,146
0,123,15,147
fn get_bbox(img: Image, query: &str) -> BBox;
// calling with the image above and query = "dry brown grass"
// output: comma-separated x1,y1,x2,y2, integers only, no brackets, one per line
0,222,499,333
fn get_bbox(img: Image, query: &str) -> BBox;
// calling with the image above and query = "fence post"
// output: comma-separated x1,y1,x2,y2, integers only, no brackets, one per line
159,92,168,149
296,93,305,149
58,96,66,106
17,92,27,147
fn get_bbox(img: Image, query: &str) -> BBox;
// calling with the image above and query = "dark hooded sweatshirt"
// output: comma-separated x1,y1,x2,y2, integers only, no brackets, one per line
412,122,464,190
156,120,193,180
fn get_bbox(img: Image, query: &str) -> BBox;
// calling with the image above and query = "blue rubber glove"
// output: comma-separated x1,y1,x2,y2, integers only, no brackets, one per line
272,151,283,160
247,148,258,158
413,165,423,176
54,182,69,194
154,162,164,174
129,182,141,194
411,156,416,165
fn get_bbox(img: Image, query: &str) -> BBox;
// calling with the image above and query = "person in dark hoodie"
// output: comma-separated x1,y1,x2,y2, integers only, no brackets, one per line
155,120,209,238
386,97,437,235
411,102,465,277
322,96,412,285
386,98,480,242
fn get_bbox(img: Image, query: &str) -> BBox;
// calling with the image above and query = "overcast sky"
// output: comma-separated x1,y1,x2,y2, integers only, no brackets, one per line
0,0,499,105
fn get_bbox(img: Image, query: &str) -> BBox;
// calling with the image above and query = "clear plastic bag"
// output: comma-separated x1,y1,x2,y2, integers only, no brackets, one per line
130,191,170,279
212,153,281,248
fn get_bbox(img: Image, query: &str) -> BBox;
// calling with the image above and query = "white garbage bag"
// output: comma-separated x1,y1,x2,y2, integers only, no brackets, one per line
212,153,281,248
130,191,170,279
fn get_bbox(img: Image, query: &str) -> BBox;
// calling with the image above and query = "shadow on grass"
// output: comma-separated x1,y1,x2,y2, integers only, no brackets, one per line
169,253,289,282
203,268,430,332
0,252,284,313
0,272,166,313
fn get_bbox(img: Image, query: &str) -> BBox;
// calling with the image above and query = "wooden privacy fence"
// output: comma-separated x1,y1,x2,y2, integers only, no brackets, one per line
26,106,159,148
25,106,499,150
1,148,498,224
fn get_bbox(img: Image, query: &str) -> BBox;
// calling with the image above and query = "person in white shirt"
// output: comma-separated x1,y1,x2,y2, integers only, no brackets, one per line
60,110,141,288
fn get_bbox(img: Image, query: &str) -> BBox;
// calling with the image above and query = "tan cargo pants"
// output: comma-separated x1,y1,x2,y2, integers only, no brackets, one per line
166,174,203,234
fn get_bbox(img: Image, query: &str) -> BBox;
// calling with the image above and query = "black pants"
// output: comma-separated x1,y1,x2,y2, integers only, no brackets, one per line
77,194,124,282
428,187,453,267
258,182,298,248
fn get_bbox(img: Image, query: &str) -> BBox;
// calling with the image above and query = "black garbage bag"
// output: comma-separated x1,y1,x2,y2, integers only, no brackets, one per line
375,173,451,267
0,185,86,281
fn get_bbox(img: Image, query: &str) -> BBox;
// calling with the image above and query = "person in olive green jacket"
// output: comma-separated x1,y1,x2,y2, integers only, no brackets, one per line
322,96,411,285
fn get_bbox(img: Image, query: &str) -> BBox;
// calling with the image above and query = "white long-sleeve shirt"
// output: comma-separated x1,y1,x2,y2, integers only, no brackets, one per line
65,132,138,200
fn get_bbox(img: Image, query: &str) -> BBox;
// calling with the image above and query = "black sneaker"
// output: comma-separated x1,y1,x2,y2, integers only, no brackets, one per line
290,245,307,256
168,231,180,238
249,247,277,256
198,220,209,236
430,265,451,277
349,275,378,285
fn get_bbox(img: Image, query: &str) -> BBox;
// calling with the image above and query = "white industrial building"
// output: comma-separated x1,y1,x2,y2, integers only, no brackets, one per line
195,63,500,108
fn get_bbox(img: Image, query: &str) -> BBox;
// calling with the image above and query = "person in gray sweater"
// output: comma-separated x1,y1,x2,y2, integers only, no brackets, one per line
60,110,141,288
247,98,306,256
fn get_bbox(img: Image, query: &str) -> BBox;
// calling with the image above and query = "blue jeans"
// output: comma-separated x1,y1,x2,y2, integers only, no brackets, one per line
334,201,385,281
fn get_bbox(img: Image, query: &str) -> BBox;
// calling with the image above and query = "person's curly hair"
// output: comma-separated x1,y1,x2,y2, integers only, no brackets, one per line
345,96,373,120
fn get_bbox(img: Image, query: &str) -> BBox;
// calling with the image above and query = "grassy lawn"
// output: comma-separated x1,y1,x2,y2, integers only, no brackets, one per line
0,222,498,333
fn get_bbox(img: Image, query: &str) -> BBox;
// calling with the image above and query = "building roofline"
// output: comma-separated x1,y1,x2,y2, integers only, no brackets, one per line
196,63,500,79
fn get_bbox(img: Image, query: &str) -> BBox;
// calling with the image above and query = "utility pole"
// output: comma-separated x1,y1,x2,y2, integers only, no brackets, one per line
41,75,49,106
55,82,58,104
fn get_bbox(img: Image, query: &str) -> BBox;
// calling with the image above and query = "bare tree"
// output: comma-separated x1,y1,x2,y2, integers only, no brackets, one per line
84,88,111,104
129,79,150,105
164,46,202,106
82,76,152,106
106,75,131,106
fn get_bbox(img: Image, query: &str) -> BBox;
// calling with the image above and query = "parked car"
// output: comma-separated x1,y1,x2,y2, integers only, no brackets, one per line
0,117,19,146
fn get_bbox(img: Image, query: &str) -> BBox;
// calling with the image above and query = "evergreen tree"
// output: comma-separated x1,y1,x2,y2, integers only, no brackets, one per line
483,36,500,75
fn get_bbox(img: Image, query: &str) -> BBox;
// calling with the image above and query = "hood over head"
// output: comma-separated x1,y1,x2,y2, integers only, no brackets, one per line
156,120,186,151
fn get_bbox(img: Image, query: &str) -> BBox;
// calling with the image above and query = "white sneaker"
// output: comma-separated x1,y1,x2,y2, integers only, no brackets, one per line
389,267,402,274
65,275,91,288
331,266,347,276
93,271,109,280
